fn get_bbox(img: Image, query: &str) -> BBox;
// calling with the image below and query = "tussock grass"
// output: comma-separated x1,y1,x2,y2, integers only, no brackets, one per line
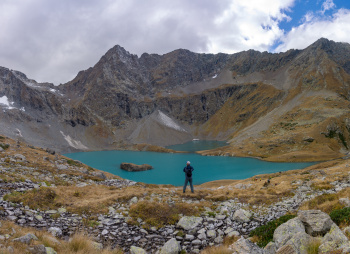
306,238,321,254
0,220,123,254
300,193,343,214
129,201,202,228
4,187,58,210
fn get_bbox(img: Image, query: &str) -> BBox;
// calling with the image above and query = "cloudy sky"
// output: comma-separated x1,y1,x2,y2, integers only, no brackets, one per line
1,0,350,85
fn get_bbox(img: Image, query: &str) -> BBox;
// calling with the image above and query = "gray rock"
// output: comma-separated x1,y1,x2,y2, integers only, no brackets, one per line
233,209,252,223
297,210,333,236
273,218,305,248
91,242,103,250
28,244,47,254
48,227,62,237
276,244,296,254
13,233,38,244
192,239,202,245
160,238,181,254
339,198,350,207
92,171,107,180
228,231,240,238
57,164,68,170
229,236,263,254
264,242,277,254
76,182,88,187
214,236,223,244
177,216,203,230
130,196,138,204
45,247,57,254
234,183,252,189
130,246,147,254
198,232,207,240
283,232,313,254
206,230,216,238
14,154,26,161
318,224,349,253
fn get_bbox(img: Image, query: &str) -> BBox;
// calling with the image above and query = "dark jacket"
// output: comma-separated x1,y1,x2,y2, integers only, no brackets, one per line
183,165,194,178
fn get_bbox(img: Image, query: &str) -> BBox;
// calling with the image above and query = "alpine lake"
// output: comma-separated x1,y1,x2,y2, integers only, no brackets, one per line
64,140,317,186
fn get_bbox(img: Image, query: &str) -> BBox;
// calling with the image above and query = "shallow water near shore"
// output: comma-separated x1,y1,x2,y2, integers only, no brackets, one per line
64,149,316,186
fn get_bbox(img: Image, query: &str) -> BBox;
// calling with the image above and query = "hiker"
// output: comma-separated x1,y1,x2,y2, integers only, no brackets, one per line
183,161,194,193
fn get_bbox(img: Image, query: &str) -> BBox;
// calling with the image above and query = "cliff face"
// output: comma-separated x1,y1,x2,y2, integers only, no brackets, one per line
1,38,350,161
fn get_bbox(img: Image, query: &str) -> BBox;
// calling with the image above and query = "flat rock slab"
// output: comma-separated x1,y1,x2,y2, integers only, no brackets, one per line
177,216,203,230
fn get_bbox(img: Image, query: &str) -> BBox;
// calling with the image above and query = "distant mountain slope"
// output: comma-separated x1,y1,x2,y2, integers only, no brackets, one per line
1,38,350,161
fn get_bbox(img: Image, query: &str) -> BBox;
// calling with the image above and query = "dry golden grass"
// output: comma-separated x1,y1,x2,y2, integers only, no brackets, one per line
0,220,123,254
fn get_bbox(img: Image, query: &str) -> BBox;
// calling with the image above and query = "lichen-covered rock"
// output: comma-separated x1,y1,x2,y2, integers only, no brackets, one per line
276,244,296,254
130,246,147,254
297,210,334,236
13,233,38,244
232,209,252,223
273,218,305,248
264,241,277,254
160,238,181,254
48,227,62,237
318,224,349,253
229,236,263,254
177,216,203,230
45,247,57,254
283,232,313,254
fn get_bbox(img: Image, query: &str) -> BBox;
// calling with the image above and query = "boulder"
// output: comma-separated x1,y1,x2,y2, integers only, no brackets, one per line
229,236,263,254
160,238,181,254
120,163,153,172
318,224,349,253
28,244,47,254
45,247,57,254
281,232,313,254
276,244,296,254
297,210,333,236
48,227,62,237
13,233,38,244
46,148,55,155
130,246,147,254
273,218,305,248
14,154,26,161
264,242,277,254
233,209,252,223
177,216,203,230
91,171,107,180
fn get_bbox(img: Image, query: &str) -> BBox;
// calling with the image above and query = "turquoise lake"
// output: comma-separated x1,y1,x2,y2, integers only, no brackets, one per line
64,143,316,186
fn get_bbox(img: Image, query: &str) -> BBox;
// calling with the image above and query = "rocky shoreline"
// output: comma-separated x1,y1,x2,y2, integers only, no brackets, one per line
1,151,350,253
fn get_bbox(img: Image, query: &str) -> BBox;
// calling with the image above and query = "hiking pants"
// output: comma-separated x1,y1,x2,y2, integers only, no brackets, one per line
183,176,194,193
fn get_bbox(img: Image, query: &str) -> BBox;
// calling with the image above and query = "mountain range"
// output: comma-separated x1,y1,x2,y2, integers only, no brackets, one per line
1,38,350,161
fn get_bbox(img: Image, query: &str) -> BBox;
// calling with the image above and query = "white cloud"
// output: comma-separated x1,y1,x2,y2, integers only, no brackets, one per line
275,8,350,52
321,0,336,14
0,0,295,85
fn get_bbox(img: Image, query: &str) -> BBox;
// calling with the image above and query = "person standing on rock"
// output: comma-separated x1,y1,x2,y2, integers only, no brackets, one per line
183,161,194,193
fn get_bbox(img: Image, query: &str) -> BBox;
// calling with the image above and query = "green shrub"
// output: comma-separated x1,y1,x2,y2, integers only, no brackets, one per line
66,159,81,167
330,207,350,226
249,214,296,247
0,143,9,150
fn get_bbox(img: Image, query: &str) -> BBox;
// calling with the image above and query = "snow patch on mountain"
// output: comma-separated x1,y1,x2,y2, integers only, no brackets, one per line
60,131,88,150
0,96,15,109
157,110,186,132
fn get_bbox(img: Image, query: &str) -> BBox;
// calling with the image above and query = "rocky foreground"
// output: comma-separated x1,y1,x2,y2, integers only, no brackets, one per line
0,136,350,253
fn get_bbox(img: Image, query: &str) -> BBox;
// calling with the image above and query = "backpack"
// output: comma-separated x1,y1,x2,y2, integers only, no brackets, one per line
186,168,192,177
